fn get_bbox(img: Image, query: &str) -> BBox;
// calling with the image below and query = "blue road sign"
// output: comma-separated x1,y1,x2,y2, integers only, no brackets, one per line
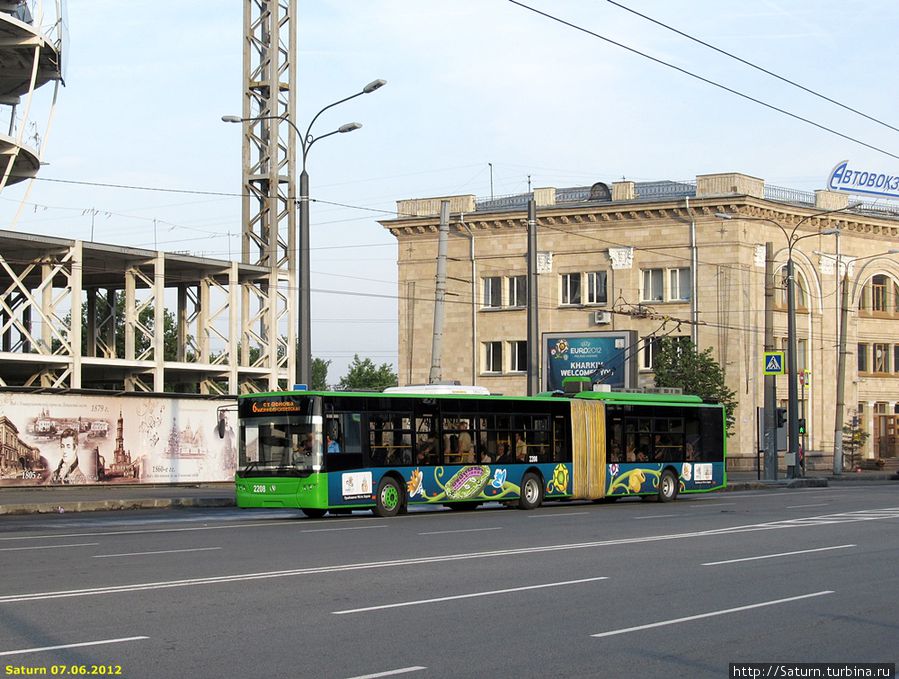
763,351,785,375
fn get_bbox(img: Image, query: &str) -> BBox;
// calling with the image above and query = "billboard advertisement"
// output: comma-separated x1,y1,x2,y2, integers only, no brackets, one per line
0,392,236,486
543,331,637,392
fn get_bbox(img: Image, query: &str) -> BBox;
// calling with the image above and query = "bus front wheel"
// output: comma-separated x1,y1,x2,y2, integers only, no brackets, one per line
658,469,679,503
518,472,543,510
374,477,403,517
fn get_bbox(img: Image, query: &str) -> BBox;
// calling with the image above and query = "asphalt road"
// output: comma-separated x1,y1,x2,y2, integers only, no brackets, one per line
1,485,897,679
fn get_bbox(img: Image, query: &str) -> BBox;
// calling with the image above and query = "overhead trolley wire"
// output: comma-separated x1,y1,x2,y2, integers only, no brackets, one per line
507,0,899,162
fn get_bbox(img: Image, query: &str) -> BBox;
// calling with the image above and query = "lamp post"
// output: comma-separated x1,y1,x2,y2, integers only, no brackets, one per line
717,206,852,478
223,78,386,387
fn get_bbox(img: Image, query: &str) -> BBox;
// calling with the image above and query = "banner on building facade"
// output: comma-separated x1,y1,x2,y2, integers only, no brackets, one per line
0,392,237,486
543,331,637,392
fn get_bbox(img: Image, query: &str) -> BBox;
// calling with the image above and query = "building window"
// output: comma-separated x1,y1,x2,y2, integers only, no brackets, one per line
508,276,527,308
778,266,808,309
483,341,502,373
873,343,890,373
668,268,691,301
642,269,664,302
872,275,888,312
561,273,581,305
641,335,688,370
894,345,899,373
857,343,869,372
509,340,527,372
586,271,608,305
482,277,502,308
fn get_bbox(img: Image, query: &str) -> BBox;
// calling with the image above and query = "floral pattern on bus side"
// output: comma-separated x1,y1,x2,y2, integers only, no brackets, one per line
547,464,569,494
407,468,423,498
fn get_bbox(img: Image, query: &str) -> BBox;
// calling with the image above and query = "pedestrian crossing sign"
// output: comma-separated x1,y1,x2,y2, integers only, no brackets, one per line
763,351,785,375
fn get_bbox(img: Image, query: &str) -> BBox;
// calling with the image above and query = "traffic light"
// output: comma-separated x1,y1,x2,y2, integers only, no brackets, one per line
776,408,787,428
797,418,806,436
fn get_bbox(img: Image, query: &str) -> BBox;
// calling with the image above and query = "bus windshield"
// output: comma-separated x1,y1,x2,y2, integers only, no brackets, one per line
239,415,321,476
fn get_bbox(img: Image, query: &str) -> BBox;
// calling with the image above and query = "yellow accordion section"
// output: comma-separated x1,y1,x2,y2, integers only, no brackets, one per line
570,399,606,500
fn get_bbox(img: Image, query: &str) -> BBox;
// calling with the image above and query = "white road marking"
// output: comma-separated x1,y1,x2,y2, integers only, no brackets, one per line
333,577,608,615
419,527,503,535
702,544,855,566
786,503,829,509
0,521,299,542
93,547,222,559
591,591,834,638
301,525,388,534
527,511,590,518
2,508,895,604
634,514,677,520
0,543,99,552
689,502,736,508
0,636,148,657
345,667,427,679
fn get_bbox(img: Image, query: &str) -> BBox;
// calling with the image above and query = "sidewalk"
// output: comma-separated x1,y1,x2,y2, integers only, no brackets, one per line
0,483,235,515
0,472,895,516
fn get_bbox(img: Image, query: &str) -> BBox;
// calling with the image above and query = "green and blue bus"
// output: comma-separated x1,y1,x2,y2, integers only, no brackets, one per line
234,386,726,517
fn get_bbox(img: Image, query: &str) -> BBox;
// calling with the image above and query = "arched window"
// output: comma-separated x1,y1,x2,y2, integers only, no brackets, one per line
778,265,807,309
859,273,898,315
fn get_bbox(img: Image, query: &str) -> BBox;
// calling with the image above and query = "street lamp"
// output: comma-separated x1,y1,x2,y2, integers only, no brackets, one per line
717,205,854,477
223,78,386,387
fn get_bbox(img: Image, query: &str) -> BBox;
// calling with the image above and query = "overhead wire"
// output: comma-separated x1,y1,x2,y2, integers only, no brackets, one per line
604,0,899,136
507,0,899,162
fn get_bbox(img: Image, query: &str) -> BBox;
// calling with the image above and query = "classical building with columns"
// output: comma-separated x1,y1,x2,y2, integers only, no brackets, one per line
380,172,899,471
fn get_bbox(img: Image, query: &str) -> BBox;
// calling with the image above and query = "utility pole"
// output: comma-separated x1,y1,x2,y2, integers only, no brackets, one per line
763,242,777,479
526,197,539,395
429,200,449,384
832,270,849,475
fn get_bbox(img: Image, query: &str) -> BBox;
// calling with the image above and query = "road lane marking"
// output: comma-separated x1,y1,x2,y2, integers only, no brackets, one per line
332,577,608,615
345,667,427,679
2,508,896,604
301,525,388,534
94,547,222,559
591,591,834,638
0,543,99,552
419,527,503,535
786,503,829,509
0,636,149,657
0,521,301,541
702,544,856,566
634,514,677,520
527,512,590,518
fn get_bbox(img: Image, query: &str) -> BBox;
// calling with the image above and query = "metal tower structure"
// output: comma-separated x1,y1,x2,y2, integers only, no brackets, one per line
0,0,65,193
241,0,297,391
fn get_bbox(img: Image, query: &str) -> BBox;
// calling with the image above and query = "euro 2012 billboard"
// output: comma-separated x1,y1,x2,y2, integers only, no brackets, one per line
543,331,637,392
0,392,236,486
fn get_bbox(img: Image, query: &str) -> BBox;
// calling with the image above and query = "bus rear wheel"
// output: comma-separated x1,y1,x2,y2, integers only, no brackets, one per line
518,472,543,510
658,469,679,503
374,477,403,517
301,508,327,518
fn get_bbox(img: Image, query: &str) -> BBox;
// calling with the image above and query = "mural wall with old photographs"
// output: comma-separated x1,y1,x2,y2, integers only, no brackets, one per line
0,393,237,486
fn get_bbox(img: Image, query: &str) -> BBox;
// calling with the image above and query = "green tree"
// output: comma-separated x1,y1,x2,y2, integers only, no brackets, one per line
842,420,870,470
311,357,331,391
338,354,398,391
652,338,738,435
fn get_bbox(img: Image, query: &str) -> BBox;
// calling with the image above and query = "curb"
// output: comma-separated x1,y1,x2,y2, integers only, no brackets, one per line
0,496,235,516
723,478,829,491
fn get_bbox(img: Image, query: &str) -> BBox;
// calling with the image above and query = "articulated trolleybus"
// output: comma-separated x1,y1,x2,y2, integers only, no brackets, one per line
235,383,726,517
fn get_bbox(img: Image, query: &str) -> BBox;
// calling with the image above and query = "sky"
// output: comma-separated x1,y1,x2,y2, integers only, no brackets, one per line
3,0,899,383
